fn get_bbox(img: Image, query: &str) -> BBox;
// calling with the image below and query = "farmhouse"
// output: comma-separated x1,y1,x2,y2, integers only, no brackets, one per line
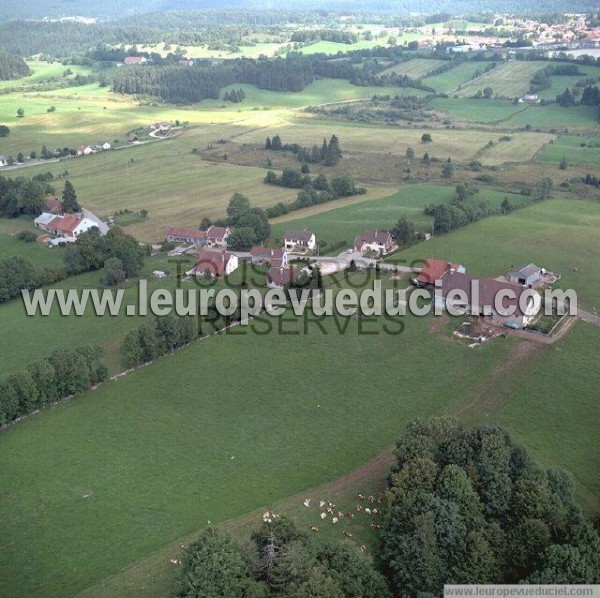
284,229,316,251
35,208,108,239
187,248,238,278
77,144,94,156
251,246,288,267
95,141,111,151
206,226,230,248
416,258,466,287
123,56,149,65
508,263,542,286
266,266,295,288
353,229,395,255
166,226,207,245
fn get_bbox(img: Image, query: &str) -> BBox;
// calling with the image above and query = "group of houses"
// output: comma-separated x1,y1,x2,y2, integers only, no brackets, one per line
34,198,108,244
414,258,543,329
77,141,111,156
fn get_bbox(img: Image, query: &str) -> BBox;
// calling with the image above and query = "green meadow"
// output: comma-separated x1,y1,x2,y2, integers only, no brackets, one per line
536,134,600,166
423,60,490,93
271,184,516,246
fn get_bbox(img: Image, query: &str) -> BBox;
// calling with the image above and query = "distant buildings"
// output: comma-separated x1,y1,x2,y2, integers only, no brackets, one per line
166,226,230,249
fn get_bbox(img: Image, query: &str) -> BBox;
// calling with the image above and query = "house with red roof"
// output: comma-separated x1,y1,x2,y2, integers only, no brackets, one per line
353,229,395,255
166,227,207,245
123,56,149,65
415,258,465,287
266,266,295,288
186,248,238,278
34,208,108,239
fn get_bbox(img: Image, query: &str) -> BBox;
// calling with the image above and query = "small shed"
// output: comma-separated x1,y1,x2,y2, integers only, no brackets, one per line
152,270,167,279
508,263,542,286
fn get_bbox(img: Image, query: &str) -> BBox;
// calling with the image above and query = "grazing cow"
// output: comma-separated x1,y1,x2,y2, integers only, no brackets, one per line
310,525,319,532
343,531,353,538
332,517,339,524
370,523,380,530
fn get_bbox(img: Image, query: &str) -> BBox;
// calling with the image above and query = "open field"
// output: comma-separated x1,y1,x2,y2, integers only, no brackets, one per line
0,307,521,597
379,58,447,78
234,117,555,164
0,77,408,157
423,61,490,93
429,97,527,123
536,134,600,166
454,60,547,99
0,61,94,91
390,198,600,311
270,184,517,245
503,103,600,131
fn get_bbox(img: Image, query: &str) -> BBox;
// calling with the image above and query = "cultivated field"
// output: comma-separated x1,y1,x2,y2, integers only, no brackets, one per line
423,60,490,93
454,60,547,98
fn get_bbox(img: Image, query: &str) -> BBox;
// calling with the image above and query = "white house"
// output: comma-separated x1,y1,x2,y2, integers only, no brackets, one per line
284,229,316,252
206,226,230,248
186,248,238,278
250,246,288,267
77,145,94,156
35,208,108,239
353,229,395,255
0,155,7,166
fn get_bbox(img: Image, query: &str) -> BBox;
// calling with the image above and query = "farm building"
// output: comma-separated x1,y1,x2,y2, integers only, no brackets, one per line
166,227,207,245
284,229,316,251
187,248,238,278
353,229,395,255
508,263,542,286
44,197,64,214
123,56,149,65
415,258,465,287
35,208,108,239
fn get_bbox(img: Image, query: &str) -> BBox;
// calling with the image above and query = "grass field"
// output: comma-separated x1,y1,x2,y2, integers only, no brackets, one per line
379,58,447,78
504,104,600,131
429,97,527,123
536,134,600,166
234,117,554,164
390,198,600,311
0,307,519,597
423,61,490,93
454,61,547,99
270,184,517,246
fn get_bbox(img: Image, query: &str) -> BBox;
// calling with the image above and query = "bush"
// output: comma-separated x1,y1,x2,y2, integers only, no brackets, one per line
17,230,37,242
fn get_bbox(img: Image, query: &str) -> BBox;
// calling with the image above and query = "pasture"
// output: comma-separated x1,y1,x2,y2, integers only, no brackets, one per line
454,60,547,98
0,307,519,597
535,134,600,166
233,117,554,164
429,97,527,123
503,104,600,131
270,184,515,246
423,60,490,93
390,197,600,311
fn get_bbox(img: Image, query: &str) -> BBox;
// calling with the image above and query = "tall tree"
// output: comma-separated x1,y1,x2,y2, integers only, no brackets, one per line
62,180,81,213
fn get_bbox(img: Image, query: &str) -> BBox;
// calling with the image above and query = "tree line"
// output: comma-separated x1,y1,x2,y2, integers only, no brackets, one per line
0,346,107,425
265,133,343,166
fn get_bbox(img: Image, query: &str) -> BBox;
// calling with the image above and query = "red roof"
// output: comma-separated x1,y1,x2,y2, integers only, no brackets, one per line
416,258,461,286
251,246,274,258
267,266,294,287
124,56,144,64
206,226,229,241
194,248,232,277
167,226,207,241
49,213,82,236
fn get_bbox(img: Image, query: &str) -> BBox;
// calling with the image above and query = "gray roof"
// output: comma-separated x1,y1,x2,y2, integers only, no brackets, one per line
285,229,314,242
510,263,541,278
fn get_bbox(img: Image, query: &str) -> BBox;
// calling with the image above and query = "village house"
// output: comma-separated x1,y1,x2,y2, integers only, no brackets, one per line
507,263,542,286
415,258,466,287
250,246,288,267
284,229,316,252
353,229,395,255
186,248,238,278
266,265,295,288
206,226,230,248
123,56,149,65
34,208,109,240
0,155,7,166
77,144,94,156
94,141,111,151
166,226,208,245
